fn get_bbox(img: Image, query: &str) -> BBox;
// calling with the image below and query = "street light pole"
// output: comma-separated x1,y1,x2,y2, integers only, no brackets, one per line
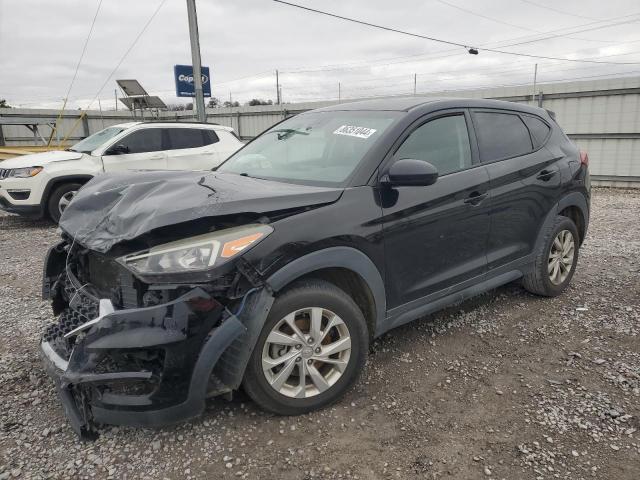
186,0,206,122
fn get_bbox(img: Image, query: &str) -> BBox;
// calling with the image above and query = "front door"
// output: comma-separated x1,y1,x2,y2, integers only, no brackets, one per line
380,111,491,310
102,127,168,171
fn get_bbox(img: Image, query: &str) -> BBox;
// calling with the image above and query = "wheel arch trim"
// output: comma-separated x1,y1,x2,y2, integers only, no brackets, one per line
556,191,589,242
41,175,94,209
266,247,386,332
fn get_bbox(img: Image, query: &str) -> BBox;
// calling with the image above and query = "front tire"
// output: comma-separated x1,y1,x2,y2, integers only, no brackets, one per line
523,215,580,297
47,183,82,223
242,279,368,415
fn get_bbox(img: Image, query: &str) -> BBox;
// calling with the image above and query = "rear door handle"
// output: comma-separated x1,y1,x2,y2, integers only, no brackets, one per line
464,191,488,206
537,169,558,181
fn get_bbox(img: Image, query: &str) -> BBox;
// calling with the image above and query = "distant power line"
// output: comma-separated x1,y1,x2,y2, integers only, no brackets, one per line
204,9,640,89
49,0,104,145
272,0,640,65
84,0,168,110
517,0,600,21
62,0,103,106
433,0,616,44
277,11,640,74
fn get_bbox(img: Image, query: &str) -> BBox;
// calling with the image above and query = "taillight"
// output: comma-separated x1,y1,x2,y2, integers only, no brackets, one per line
579,151,589,167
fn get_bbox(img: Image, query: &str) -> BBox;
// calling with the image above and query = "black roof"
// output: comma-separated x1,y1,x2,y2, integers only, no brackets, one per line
315,96,546,116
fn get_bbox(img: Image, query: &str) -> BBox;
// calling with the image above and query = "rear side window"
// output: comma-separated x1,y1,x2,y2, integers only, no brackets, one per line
395,114,472,176
474,112,533,162
522,115,551,149
165,128,219,150
119,129,163,154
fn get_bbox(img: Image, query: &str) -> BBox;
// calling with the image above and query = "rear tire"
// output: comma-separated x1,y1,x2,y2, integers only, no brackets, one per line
47,183,82,223
242,279,368,415
523,215,579,297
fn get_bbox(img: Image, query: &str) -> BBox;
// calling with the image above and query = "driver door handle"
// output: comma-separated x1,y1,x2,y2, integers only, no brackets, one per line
464,191,488,206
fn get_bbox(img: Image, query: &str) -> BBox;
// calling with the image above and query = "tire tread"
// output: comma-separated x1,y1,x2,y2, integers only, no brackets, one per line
523,215,579,297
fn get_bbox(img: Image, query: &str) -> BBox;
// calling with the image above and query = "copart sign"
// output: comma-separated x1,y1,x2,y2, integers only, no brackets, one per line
174,64,211,98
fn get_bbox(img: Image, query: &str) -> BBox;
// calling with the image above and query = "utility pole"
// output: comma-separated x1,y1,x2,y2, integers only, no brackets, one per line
186,0,206,122
97,99,105,128
413,73,417,95
276,70,281,105
114,89,118,111
532,63,538,104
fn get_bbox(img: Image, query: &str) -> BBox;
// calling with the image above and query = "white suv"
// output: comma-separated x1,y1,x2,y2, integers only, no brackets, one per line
0,122,243,222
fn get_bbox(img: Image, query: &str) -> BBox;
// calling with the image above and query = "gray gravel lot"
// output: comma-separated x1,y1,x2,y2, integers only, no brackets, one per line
0,188,639,480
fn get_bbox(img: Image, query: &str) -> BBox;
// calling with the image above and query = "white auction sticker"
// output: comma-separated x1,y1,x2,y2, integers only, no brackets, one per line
333,125,377,139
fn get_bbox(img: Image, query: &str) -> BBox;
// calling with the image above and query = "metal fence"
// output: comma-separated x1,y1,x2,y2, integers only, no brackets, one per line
2,75,639,186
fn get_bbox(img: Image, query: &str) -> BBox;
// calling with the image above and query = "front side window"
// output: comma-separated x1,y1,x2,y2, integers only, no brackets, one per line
474,112,533,162
117,129,163,154
70,126,125,154
395,114,472,176
218,111,399,186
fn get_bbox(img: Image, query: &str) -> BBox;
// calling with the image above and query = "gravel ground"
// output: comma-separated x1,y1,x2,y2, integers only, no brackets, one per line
0,187,639,480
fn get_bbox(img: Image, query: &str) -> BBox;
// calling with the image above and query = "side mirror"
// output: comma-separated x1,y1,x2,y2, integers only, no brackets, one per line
382,159,438,187
106,144,129,155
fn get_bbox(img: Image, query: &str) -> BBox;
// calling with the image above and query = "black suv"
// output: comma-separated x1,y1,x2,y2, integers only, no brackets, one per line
40,97,590,437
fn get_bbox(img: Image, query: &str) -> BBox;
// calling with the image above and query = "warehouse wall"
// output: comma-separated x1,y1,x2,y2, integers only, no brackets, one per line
2,75,639,186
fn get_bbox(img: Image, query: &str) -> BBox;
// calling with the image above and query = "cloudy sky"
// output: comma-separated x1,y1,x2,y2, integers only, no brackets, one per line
1,0,640,110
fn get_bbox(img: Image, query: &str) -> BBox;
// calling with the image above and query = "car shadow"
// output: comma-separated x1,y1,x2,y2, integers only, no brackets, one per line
91,281,545,438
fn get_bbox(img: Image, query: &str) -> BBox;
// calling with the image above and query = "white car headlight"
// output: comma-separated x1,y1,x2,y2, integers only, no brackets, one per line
120,224,273,275
9,166,43,178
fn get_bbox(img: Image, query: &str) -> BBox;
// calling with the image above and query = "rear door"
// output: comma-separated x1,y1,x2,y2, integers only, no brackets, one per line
380,110,491,310
101,128,168,171
164,127,222,170
471,109,560,269
215,130,244,163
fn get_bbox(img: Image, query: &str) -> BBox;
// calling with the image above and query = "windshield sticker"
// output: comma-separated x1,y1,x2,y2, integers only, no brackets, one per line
333,125,377,139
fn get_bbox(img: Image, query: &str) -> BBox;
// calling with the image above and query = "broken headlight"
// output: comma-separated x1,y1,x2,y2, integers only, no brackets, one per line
120,224,273,275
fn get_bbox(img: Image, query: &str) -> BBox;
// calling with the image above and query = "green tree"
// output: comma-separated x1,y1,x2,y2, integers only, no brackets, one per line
0,98,11,108
247,98,273,106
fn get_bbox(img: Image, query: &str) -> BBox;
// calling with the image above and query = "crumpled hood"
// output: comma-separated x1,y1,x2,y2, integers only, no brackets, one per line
59,170,343,253
0,150,83,168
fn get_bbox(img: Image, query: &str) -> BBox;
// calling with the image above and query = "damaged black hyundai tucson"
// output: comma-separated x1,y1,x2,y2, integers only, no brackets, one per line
40,97,590,437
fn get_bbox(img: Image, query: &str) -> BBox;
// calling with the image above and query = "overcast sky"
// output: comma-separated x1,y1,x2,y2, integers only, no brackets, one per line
1,0,640,110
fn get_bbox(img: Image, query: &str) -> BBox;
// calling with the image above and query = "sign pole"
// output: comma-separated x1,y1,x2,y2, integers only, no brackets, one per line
186,0,206,122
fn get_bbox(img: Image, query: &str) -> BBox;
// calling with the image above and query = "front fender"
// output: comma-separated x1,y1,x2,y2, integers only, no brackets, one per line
267,246,386,330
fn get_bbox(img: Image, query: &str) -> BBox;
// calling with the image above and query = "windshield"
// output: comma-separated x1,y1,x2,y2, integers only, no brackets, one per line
69,126,126,153
218,111,400,186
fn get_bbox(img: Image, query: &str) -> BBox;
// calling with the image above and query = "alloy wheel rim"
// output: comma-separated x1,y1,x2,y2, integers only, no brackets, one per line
548,229,575,285
58,191,77,215
261,307,351,398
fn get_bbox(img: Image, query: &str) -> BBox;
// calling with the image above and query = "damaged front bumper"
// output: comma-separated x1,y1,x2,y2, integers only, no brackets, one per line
39,244,274,438
40,289,245,437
